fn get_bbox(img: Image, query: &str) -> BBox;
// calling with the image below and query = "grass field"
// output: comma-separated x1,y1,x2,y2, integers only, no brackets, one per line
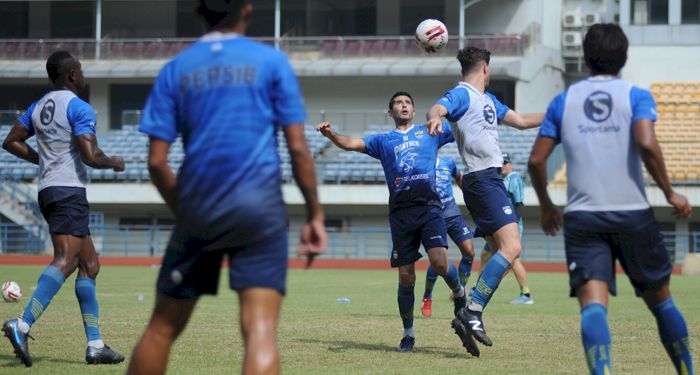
0,265,697,374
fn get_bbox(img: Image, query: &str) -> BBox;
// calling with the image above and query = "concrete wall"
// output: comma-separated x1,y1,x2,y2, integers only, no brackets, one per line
622,46,700,88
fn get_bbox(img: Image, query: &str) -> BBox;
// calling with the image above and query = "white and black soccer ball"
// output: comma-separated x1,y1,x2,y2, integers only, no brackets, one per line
415,19,449,53
2,281,22,302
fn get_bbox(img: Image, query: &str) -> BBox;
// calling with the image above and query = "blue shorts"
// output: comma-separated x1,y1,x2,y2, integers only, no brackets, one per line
564,209,672,297
389,205,448,268
157,226,289,298
444,214,474,244
38,186,90,237
461,168,517,238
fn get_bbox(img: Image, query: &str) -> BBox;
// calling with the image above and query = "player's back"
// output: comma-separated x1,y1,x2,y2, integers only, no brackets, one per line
141,33,306,243
559,77,654,212
23,90,92,191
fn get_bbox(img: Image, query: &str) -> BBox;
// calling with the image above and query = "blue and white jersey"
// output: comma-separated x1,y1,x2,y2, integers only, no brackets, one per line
540,76,656,213
18,90,96,191
363,124,454,212
503,171,524,224
140,32,306,244
435,156,462,218
503,171,524,208
437,82,510,174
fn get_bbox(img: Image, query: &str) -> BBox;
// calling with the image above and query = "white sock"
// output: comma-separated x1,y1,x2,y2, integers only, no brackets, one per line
88,339,104,349
454,286,465,299
16,318,30,334
403,327,414,338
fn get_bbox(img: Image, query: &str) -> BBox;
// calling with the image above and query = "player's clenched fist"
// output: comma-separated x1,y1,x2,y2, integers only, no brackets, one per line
316,122,334,137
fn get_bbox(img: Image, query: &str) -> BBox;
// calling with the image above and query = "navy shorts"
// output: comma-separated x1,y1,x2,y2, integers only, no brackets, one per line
444,214,474,244
38,186,90,237
564,209,672,297
389,205,448,268
157,227,289,299
461,168,517,238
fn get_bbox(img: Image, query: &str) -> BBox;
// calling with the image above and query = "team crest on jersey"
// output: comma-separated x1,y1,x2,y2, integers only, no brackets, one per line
483,104,495,124
584,91,613,122
398,152,417,173
414,130,424,138
502,206,513,215
395,177,402,186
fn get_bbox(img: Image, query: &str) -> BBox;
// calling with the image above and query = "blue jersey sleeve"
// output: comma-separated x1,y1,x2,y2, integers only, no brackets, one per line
486,92,510,121
448,158,458,179
140,62,178,143
270,52,306,127
438,121,455,147
362,133,383,160
436,87,470,122
630,87,657,123
17,101,37,135
66,98,97,136
509,173,525,205
539,92,566,143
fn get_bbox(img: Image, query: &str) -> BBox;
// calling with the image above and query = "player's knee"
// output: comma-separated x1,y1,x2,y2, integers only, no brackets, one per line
52,256,79,275
398,271,415,286
431,261,448,276
463,242,475,258
81,259,100,279
500,242,522,260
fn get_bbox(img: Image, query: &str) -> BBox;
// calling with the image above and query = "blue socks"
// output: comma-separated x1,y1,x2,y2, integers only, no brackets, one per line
581,303,612,375
75,277,102,343
458,256,473,288
651,297,693,375
441,263,463,295
470,252,510,309
20,265,65,328
423,267,438,299
397,284,414,335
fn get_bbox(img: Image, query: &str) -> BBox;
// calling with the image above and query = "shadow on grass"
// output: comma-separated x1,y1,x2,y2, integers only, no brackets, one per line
294,338,470,359
0,353,84,367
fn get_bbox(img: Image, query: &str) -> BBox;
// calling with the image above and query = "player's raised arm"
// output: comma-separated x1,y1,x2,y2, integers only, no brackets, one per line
501,111,544,130
426,104,448,135
633,119,692,218
2,123,39,165
285,123,327,261
316,121,367,153
76,135,124,172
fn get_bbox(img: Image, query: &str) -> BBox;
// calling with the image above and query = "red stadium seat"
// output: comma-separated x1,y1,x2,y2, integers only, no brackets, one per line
322,40,338,56
383,40,398,54
344,40,360,55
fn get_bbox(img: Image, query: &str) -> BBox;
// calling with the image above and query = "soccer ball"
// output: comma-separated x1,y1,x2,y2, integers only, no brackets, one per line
415,19,449,53
2,281,22,302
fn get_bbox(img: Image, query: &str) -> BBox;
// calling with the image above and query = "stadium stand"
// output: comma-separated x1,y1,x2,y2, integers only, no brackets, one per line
1,120,541,184
651,82,700,182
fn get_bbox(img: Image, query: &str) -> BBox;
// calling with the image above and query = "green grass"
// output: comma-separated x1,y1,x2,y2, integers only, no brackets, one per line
0,265,697,374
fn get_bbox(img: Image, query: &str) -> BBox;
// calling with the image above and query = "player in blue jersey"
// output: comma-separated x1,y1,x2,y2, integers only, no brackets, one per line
426,46,544,356
421,155,475,318
480,153,533,305
529,24,693,375
126,2,327,374
317,92,468,353
1,51,126,367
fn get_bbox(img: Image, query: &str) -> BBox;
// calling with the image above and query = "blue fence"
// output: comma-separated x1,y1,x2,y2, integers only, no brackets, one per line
1,223,698,265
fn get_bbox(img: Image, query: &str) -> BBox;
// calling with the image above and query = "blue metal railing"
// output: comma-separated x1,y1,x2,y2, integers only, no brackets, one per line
1,223,697,264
